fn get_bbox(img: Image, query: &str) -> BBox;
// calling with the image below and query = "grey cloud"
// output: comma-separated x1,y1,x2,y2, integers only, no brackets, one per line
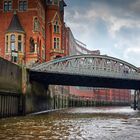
64,0,140,66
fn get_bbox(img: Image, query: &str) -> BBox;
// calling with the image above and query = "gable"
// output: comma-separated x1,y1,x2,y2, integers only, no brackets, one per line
51,12,62,25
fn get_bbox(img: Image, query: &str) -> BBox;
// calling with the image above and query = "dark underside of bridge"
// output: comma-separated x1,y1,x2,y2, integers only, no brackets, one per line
30,71,140,90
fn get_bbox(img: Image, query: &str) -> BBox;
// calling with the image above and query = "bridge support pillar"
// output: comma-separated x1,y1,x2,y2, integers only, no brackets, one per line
132,90,140,110
134,91,137,110
137,90,140,110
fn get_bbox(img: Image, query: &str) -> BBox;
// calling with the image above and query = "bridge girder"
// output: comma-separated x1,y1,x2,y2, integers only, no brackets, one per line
31,54,140,81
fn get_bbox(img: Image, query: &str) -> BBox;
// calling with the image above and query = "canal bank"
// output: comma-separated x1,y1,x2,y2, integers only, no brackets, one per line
0,57,134,118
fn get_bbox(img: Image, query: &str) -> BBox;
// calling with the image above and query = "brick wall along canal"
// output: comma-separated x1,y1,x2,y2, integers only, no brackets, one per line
0,107,140,140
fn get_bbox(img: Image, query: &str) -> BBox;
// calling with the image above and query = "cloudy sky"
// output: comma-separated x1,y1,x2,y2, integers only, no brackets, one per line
64,0,140,67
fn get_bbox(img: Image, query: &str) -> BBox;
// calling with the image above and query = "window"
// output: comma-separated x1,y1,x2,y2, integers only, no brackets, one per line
12,56,18,63
4,0,12,11
54,21,60,33
14,56,17,62
18,35,22,52
10,34,19,63
11,34,15,41
57,38,60,48
47,0,59,5
47,0,53,4
34,43,37,53
54,38,56,48
19,0,27,11
11,52,18,63
34,17,40,31
5,35,9,52
54,37,60,49
42,27,45,38
34,17,38,31
54,0,58,5
42,45,45,59
18,35,21,40
10,34,15,51
30,37,35,52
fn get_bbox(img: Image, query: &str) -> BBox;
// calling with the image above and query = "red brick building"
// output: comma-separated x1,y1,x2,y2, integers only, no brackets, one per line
0,0,67,66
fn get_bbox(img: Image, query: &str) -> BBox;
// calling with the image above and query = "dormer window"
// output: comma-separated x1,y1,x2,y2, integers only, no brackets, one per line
4,0,12,12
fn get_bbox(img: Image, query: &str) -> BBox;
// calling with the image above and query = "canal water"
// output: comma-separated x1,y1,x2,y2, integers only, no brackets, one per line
0,107,140,140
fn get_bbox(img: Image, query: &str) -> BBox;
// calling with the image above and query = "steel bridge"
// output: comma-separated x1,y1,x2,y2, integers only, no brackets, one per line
30,54,140,90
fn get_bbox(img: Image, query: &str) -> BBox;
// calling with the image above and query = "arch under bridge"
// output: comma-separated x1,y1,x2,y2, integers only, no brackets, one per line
30,54,140,90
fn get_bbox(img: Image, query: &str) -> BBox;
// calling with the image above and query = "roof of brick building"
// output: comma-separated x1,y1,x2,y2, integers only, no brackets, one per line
6,11,25,33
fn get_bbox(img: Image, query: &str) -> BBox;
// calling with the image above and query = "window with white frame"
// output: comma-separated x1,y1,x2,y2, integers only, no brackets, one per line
18,35,23,52
10,34,16,51
54,37,60,49
54,21,60,33
11,52,18,63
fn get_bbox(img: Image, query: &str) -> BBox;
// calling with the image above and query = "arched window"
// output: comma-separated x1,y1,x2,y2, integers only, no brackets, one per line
10,34,15,51
34,17,40,31
11,34,15,40
30,37,35,52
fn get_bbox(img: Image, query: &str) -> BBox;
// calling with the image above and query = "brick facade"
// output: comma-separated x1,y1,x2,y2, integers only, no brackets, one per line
0,0,66,66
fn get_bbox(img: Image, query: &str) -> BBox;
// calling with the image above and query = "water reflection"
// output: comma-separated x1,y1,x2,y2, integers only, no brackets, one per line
0,107,140,140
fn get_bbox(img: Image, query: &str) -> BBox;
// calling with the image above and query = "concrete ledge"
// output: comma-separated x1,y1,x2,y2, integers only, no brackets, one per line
28,108,67,115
